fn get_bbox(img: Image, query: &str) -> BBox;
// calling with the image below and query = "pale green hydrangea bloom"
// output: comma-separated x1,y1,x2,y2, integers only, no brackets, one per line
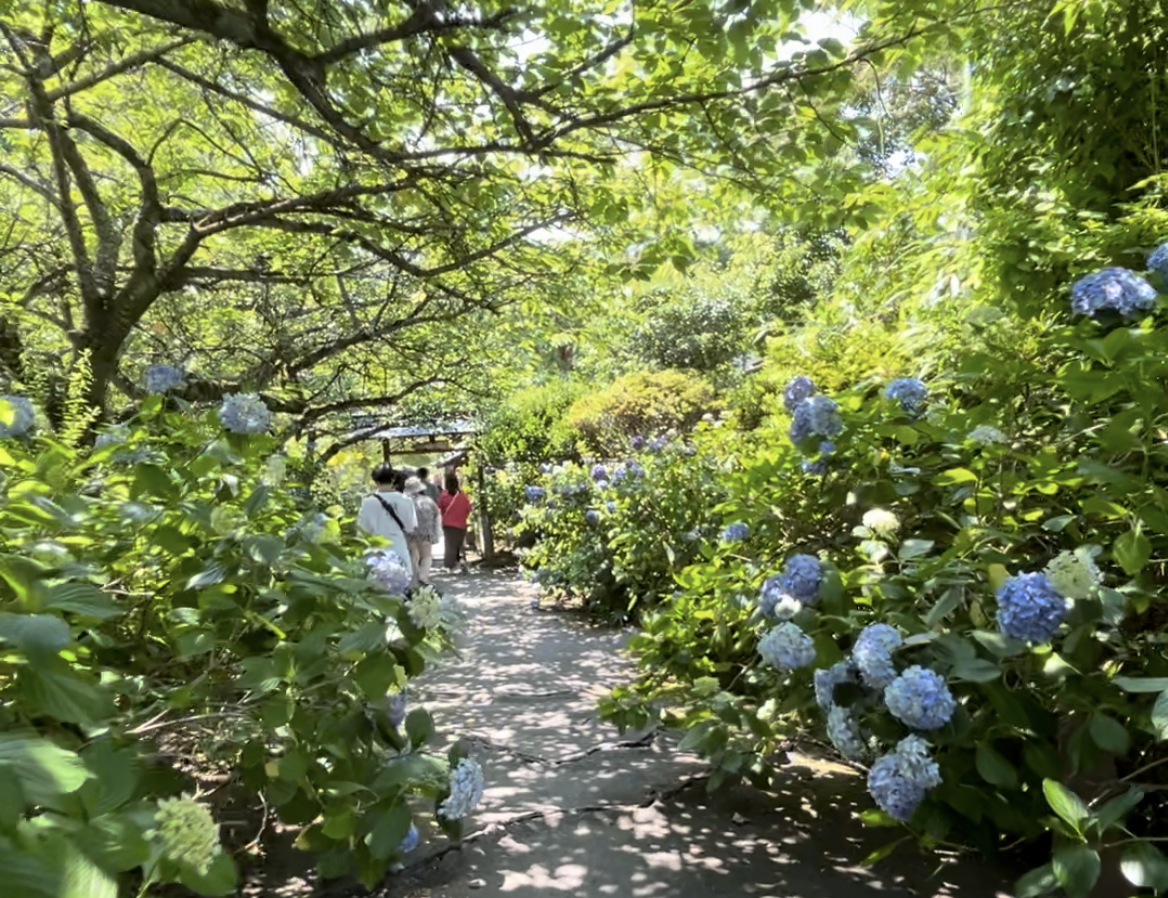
154,794,222,875
1045,547,1102,601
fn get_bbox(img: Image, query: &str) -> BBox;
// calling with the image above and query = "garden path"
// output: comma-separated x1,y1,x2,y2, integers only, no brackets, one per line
374,572,1016,898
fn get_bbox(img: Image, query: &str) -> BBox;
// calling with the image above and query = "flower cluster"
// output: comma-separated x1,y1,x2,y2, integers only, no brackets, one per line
408,585,444,630
525,485,546,503
968,424,1007,445
1044,549,1101,601
385,692,407,728
867,736,942,822
1070,267,1157,319
218,392,271,434
783,375,817,412
789,396,844,445
995,571,1069,643
0,395,35,438
1149,241,1168,279
591,464,608,481
646,436,668,452
826,705,867,761
801,440,836,475
759,554,821,619
153,794,222,875
758,622,816,671
439,757,485,820
94,423,129,450
144,364,186,394
853,623,902,689
369,550,412,597
631,435,645,450
814,659,858,710
399,823,420,854
884,378,928,416
884,666,956,730
720,522,750,543
585,509,600,525
861,508,900,537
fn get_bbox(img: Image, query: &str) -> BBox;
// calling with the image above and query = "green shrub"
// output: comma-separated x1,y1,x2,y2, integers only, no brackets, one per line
476,380,584,466
566,369,720,456
0,396,474,894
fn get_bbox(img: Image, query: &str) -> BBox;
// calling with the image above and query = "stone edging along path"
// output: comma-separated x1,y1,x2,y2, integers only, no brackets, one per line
362,573,1015,898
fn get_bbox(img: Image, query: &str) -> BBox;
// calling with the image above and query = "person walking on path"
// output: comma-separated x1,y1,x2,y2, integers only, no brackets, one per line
404,475,441,588
438,472,472,573
357,464,418,578
418,466,441,502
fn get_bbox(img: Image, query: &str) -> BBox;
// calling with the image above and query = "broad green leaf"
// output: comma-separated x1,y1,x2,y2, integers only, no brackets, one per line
976,744,1017,788
860,836,909,866
405,708,434,747
1113,530,1152,576
924,587,962,629
0,732,91,804
1088,713,1130,754
366,800,413,859
898,539,934,560
1042,780,1088,833
0,611,70,654
1052,844,1100,898
177,852,236,897
950,656,1001,683
1112,676,1168,693
1096,787,1143,832
43,582,119,619
1121,842,1168,891
1152,690,1168,740
20,664,115,724
1015,863,1058,898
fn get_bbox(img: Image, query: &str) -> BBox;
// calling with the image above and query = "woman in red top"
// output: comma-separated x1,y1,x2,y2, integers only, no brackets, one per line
437,473,473,573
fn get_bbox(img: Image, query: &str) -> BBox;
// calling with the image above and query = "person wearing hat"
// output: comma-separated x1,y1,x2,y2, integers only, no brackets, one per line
404,475,442,588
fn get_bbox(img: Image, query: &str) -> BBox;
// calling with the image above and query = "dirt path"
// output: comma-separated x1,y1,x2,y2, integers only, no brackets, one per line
375,572,1016,898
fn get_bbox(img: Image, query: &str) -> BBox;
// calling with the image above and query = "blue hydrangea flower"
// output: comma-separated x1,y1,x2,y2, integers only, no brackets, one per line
369,550,411,596
540,463,553,474
995,572,1069,643
94,423,129,449
399,823,420,854
758,622,817,671
647,437,668,452
605,501,616,513
1149,242,1168,278
783,375,818,412
814,660,858,710
801,440,836,475
827,705,867,761
218,393,271,434
591,464,608,481
867,736,942,822
585,509,600,525
386,692,407,728
628,461,646,477
884,666,956,730
611,465,627,483
1070,267,1157,319
439,757,484,820
853,624,902,689
781,554,821,603
143,364,186,394
885,378,928,416
790,396,843,445
525,485,546,503
720,522,750,543
631,435,645,450
0,395,35,438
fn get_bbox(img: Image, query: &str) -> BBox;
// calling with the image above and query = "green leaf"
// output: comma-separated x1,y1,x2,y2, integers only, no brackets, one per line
352,653,400,702
177,852,236,897
1043,780,1088,833
366,800,413,859
43,582,119,619
0,553,50,603
243,485,270,517
975,744,1018,788
278,749,309,782
405,708,434,747
1089,713,1130,754
20,663,114,724
132,463,176,501
1112,676,1168,693
1121,842,1168,891
1113,530,1152,576
1015,863,1058,898
1152,690,1168,740
1052,844,1100,898
859,808,899,827
0,611,70,654
924,587,962,629
950,656,1001,683
1096,787,1143,832
898,538,934,560
935,468,978,486
78,740,140,816
860,836,909,866
0,732,90,804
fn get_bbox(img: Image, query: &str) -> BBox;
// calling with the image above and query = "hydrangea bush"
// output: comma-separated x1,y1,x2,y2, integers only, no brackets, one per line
0,395,480,894
580,262,1168,897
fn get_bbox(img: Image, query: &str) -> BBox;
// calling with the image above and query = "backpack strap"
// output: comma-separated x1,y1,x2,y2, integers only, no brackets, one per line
371,493,408,536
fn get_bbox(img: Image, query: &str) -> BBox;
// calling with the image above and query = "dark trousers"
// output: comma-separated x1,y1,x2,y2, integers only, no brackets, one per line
443,526,467,569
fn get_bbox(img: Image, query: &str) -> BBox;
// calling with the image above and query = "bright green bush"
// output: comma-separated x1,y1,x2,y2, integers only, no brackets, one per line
0,396,474,895
476,380,584,466
565,369,720,456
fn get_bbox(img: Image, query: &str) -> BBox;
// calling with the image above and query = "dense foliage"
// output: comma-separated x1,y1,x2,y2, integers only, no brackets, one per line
0,395,474,894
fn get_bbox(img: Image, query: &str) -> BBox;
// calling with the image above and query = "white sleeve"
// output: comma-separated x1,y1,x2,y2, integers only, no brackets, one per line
402,497,418,533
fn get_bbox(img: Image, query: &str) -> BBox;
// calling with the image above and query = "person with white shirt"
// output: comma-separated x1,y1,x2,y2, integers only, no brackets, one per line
357,464,418,577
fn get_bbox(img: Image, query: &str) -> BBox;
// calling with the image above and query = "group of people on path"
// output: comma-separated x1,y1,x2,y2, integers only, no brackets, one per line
356,463,473,588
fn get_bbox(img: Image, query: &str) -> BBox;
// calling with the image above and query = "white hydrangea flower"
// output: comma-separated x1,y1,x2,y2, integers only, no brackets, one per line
1045,548,1102,601
153,794,222,875
968,425,1007,445
439,757,484,820
862,508,900,537
408,586,443,630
